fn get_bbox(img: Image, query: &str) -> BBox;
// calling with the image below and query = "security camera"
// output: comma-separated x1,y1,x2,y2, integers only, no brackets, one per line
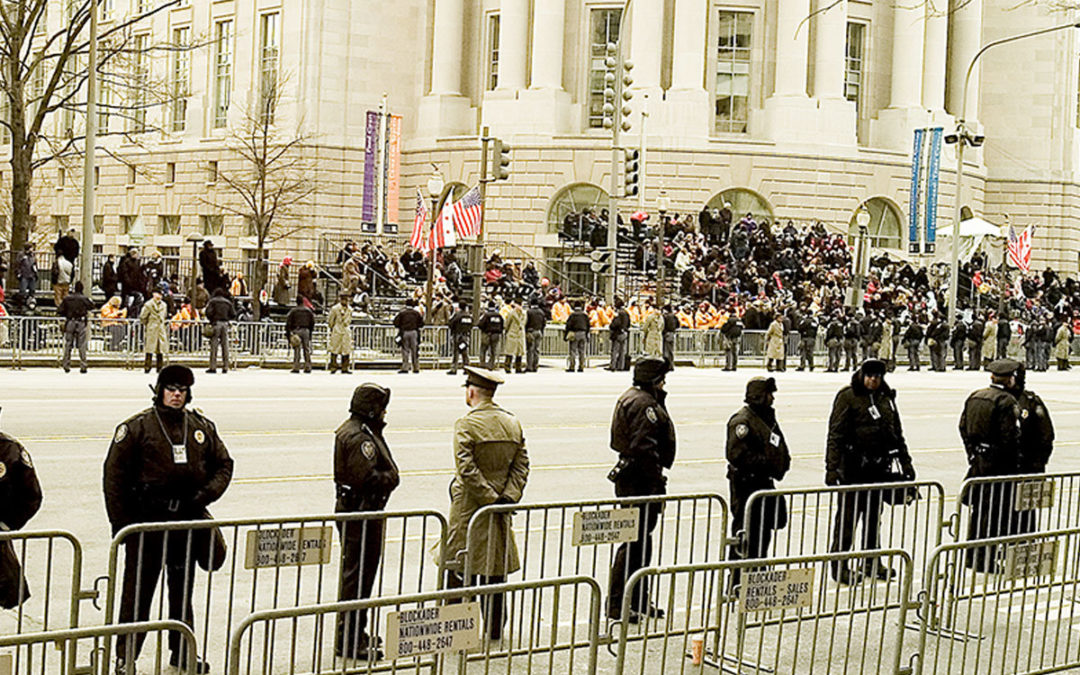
944,133,959,145
969,135,985,147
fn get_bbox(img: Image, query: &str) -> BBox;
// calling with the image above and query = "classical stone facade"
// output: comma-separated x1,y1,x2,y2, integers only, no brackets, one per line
6,0,1080,272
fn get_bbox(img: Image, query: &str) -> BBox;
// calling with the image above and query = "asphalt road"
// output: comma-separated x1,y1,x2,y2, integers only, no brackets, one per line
5,363,1080,575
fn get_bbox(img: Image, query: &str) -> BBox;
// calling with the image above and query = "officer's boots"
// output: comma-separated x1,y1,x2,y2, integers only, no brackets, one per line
830,560,860,585
143,353,153,374
514,356,524,374
329,354,339,373
155,354,164,372
341,355,351,374
503,356,513,373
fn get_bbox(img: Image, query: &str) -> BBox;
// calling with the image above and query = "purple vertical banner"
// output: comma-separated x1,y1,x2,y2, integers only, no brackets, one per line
362,111,379,224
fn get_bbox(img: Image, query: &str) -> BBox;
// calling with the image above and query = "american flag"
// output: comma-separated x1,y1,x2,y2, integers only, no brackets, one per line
410,189,429,250
1007,224,1033,272
451,187,483,238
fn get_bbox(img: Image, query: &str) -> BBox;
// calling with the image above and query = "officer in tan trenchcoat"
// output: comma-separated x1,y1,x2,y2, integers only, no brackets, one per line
642,302,663,358
139,289,170,373
442,366,529,640
765,316,785,371
327,294,354,373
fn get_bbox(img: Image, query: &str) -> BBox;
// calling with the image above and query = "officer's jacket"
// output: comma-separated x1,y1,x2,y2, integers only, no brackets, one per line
334,417,399,512
826,371,913,484
448,310,473,337
610,386,676,473
843,319,862,340
478,311,504,335
726,405,789,485
825,320,844,342
903,323,924,344
1013,389,1054,473
968,320,985,343
525,308,547,332
959,385,1021,478
927,320,949,344
393,307,424,333
722,318,743,340
103,406,234,533
951,323,968,344
609,309,631,337
0,434,42,531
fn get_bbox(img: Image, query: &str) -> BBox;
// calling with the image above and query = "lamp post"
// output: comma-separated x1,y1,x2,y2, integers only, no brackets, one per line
79,0,99,293
656,190,670,307
187,232,203,301
424,168,445,319
947,21,1080,328
848,208,870,308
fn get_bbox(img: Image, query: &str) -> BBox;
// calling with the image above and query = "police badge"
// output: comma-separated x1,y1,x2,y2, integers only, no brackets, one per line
194,430,206,444
645,407,658,424
735,423,749,439
362,441,376,460
114,424,128,443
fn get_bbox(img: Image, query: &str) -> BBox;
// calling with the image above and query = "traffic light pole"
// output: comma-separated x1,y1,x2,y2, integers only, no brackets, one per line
605,2,633,303
473,127,491,322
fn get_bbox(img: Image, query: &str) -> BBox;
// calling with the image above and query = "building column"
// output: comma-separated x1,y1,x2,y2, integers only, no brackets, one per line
764,0,817,142
947,0,983,122
627,0,665,129
496,0,528,91
871,2,928,150
520,0,572,133
810,0,855,144
922,9,948,114
661,0,709,139
418,0,471,137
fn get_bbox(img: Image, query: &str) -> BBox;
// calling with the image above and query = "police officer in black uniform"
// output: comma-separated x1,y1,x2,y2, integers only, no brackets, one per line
825,359,915,583
58,280,94,373
0,409,42,610
825,312,844,372
285,298,316,373
661,305,679,366
393,298,424,373
447,301,473,375
903,318,924,371
104,366,233,674
951,319,967,371
726,377,790,586
477,303,505,370
967,314,985,371
525,300,547,372
721,313,743,371
796,314,818,372
608,298,631,371
843,310,862,371
334,383,400,661
927,313,949,371
1006,364,1055,534
959,359,1023,572
606,357,675,622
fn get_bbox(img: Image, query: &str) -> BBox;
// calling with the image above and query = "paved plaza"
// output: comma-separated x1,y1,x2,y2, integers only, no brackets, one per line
5,364,1080,573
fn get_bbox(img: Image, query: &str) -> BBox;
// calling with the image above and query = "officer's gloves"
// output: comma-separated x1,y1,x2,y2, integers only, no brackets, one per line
825,471,840,487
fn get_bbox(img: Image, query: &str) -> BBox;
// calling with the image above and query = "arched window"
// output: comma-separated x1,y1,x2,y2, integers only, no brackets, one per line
704,187,774,221
547,182,611,236
848,197,903,250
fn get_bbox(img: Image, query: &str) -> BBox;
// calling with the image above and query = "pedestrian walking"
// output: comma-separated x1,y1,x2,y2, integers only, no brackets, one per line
0,410,42,610
285,298,315,373
606,357,675,622
204,289,236,374
328,294,354,374
447,301,473,375
334,383,399,662
104,366,233,674
139,288,169,374
393,298,424,373
58,281,93,373
564,300,590,372
825,359,915,583
442,367,529,641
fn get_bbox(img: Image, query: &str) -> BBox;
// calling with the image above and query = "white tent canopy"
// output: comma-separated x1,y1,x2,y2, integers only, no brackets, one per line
931,216,1007,266
935,216,1005,239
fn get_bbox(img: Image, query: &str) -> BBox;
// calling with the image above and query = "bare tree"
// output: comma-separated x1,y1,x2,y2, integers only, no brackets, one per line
202,79,317,320
0,0,191,288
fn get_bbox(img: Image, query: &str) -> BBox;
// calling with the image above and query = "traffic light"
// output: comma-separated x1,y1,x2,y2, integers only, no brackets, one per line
491,138,511,181
624,149,640,198
620,60,634,132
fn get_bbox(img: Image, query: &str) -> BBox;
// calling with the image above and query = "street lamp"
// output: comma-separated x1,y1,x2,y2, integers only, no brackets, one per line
946,21,1080,328
79,0,100,293
655,190,670,307
424,167,445,319
848,207,871,308
187,232,203,301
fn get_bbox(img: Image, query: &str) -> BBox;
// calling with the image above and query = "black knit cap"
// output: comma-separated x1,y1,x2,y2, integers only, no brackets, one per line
350,383,391,418
633,357,671,386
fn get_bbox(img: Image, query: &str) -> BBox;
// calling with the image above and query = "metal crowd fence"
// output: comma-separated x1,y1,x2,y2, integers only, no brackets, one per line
613,549,913,675
102,510,446,674
462,494,728,650
0,530,88,639
0,620,198,675
227,575,602,675
739,481,947,597
915,526,1080,675
951,472,1080,549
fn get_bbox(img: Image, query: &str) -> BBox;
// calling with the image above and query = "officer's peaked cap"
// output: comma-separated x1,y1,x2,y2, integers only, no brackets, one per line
157,365,194,389
745,376,777,404
633,357,671,386
350,383,391,417
988,358,1022,377
464,366,504,391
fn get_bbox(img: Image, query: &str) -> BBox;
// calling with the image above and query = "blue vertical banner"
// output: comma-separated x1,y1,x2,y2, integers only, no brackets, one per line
924,127,943,252
908,128,925,253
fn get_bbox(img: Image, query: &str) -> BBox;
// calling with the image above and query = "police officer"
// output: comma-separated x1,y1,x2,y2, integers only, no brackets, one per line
903,318,924,371
0,408,42,610
477,303,504,370
564,300,590,372
721,313,743,371
859,312,877,362
334,384,400,661
1007,364,1055,534
951,319,968,371
726,377,789,587
608,298,631,372
447,301,473,375
58,280,94,373
285,297,315,373
796,313,818,372
1039,319,1054,371
442,367,529,640
825,359,915,583
524,300,547,373
825,312,844,372
104,366,233,674
959,359,1023,572
843,310,862,371
607,357,675,622
967,313,985,371
927,313,949,372
997,315,1012,361
393,298,424,373
661,305,679,366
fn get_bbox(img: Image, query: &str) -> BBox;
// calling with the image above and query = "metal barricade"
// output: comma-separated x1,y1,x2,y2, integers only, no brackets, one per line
952,472,1080,546
915,527,1080,674
462,493,727,649
0,620,198,675
227,575,602,675
103,510,446,673
740,481,947,595
614,549,913,675
0,530,88,638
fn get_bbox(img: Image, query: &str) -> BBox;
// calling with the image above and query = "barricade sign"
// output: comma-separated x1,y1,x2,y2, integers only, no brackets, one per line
571,508,639,546
1001,539,1058,580
243,525,333,568
386,603,481,659
954,472,1080,544
738,567,814,613
1014,478,1055,510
